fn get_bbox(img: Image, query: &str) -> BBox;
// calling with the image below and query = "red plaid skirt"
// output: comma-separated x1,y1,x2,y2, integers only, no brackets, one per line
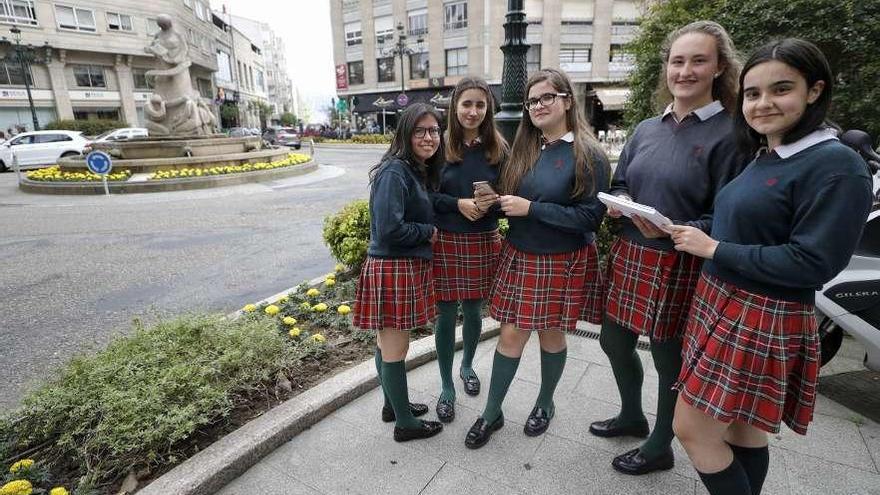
489,242,605,331
432,229,501,301
675,273,819,435
353,256,437,331
605,238,703,341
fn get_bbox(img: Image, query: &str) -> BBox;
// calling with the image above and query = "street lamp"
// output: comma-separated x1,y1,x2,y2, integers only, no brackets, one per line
379,22,424,100
1,26,42,131
495,0,530,143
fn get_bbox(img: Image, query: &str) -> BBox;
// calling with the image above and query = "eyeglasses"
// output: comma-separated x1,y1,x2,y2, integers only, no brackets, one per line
524,92,569,111
414,126,441,138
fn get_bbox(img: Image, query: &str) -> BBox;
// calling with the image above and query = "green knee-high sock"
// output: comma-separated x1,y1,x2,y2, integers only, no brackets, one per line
640,337,683,458
481,350,521,423
535,347,567,412
459,299,483,378
381,360,422,429
434,301,459,402
375,347,391,409
599,317,646,424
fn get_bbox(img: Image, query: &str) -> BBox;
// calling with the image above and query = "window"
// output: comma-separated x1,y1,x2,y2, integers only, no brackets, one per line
344,21,362,47
146,18,160,36
347,61,364,85
256,69,265,91
187,28,198,46
609,44,635,75
410,52,429,79
132,68,153,89
0,61,33,86
342,0,358,12
444,2,467,31
56,5,96,32
107,12,133,31
374,16,394,44
195,2,206,21
559,45,591,72
377,57,395,83
445,48,467,76
408,9,427,36
1,0,38,26
526,44,541,74
35,134,72,143
237,61,243,85
611,20,639,36
197,78,213,98
73,65,106,88
216,50,232,82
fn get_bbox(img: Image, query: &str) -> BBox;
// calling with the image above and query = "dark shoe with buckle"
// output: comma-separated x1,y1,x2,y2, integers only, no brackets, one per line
523,405,555,437
611,447,675,475
460,370,481,396
588,416,650,438
464,414,505,449
393,419,443,442
381,402,429,423
436,398,455,423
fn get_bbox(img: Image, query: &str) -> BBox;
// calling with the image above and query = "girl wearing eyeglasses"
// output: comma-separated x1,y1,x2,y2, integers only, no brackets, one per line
589,21,747,476
464,68,610,449
353,102,446,442
430,77,509,423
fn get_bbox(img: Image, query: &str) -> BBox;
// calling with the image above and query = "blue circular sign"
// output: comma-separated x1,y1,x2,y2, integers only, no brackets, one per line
396,93,409,107
86,151,112,175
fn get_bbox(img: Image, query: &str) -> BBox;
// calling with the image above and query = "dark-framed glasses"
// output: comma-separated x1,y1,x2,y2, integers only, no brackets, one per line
414,126,441,138
524,92,568,111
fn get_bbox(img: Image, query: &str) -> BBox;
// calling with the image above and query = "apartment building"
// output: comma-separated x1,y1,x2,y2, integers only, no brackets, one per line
211,10,269,129
330,0,641,131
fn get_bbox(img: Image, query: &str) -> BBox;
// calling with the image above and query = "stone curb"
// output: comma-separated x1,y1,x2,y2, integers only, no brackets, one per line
139,317,501,495
311,142,388,150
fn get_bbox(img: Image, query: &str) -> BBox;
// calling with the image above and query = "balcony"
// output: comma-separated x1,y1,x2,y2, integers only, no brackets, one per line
444,19,467,31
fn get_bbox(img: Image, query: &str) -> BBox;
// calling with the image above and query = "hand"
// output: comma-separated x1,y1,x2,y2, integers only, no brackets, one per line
498,195,531,217
457,198,485,221
631,215,669,239
474,190,499,212
667,225,719,259
607,206,624,219
430,227,439,244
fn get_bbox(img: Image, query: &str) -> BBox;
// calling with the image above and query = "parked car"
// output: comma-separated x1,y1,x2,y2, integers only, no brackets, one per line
91,127,148,143
0,130,89,171
262,127,302,149
227,127,250,138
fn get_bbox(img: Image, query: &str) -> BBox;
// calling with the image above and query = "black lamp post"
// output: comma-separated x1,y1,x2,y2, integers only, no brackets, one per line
380,22,424,99
495,0,530,143
2,26,41,131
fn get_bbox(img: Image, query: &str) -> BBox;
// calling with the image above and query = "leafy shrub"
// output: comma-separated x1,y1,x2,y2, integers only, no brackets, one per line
43,120,128,137
351,134,392,144
323,200,371,269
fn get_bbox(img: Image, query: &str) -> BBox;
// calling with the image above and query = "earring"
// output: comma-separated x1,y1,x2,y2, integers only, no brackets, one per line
714,73,721,78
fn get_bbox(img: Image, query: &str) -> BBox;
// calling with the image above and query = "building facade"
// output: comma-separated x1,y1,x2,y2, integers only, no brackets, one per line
330,0,641,131
0,0,218,132
211,10,269,129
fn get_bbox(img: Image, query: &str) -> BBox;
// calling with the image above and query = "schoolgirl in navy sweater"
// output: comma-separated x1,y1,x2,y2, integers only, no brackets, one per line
464,68,609,449
669,39,872,495
430,77,509,423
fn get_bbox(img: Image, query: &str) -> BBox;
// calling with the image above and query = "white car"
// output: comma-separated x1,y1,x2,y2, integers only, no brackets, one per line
92,127,148,143
0,130,89,171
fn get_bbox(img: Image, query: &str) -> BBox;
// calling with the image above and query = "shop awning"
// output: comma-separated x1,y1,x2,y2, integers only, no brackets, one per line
594,87,630,111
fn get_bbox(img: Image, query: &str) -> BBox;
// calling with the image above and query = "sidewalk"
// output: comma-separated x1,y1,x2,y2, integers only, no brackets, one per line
216,324,880,495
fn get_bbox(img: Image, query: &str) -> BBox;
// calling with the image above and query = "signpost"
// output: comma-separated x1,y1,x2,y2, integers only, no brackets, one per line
86,150,113,196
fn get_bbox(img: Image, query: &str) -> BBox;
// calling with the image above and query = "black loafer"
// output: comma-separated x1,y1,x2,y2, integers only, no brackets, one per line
393,419,443,442
464,414,504,449
381,402,429,423
460,371,481,396
588,416,650,438
436,398,455,423
523,405,554,437
611,447,674,475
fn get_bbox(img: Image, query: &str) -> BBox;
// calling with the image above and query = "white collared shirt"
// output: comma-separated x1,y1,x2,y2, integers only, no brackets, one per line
773,128,839,159
541,131,575,150
663,100,725,122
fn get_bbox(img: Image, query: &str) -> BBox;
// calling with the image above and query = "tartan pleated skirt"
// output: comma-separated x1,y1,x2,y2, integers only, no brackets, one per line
675,273,820,435
353,256,437,331
604,237,704,341
432,229,502,301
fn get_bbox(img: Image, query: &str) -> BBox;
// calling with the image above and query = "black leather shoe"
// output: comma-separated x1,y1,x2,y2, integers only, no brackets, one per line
393,419,443,442
523,405,555,437
381,402,429,423
588,416,650,438
611,447,674,475
464,414,504,449
436,398,455,423
460,371,481,396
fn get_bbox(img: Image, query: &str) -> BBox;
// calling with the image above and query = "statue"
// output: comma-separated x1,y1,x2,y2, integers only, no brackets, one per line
144,14,216,136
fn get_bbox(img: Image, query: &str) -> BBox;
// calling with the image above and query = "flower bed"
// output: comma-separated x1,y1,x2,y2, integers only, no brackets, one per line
148,153,310,180
310,133,392,145
26,166,133,182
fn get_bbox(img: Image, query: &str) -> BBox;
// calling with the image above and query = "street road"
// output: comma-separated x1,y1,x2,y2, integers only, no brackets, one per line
0,147,384,411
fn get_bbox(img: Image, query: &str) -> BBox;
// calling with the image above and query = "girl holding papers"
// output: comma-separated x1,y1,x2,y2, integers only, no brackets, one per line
669,39,871,495
589,21,746,476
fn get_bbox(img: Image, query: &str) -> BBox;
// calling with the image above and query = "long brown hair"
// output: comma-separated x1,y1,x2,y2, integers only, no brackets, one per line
445,77,509,165
654,20,741,113
499,68,607,199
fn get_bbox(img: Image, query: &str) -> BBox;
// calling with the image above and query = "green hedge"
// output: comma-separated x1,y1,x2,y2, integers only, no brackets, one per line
43,119,129,136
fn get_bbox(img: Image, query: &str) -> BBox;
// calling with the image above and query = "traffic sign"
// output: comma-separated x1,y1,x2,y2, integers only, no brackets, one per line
86,151,112,175
396,93,409,107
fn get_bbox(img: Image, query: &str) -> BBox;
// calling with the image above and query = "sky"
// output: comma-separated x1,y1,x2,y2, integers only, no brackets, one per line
209,0,337,122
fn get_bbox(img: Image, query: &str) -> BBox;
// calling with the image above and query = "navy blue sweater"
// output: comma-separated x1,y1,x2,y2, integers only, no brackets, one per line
610,109,747,250
431,144,501,233
706,139,872,303
367,158,435,260
506,141,610,254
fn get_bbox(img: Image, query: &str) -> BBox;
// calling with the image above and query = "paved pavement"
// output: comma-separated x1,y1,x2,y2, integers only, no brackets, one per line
217,325,880,495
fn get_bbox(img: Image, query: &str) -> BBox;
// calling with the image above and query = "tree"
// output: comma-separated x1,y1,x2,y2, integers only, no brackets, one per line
280,112,299,126
624,0,880,139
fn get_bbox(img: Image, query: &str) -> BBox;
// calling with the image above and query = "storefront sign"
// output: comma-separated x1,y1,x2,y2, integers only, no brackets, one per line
69,90,121,102
134,92,153,102
0,89,54,101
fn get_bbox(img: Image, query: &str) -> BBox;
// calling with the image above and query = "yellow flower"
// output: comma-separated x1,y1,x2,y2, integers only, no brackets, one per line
50,488,70,495
306,288,320,297
0,480,33,495
325,272,336,280
312,303,328,312
9,459,33,474
288,327,301,338
282,316,297,326
335,264,345,273
299,302,312,311
337,304,351,315
265,305,280,316
243,304,256,313
311,333,326,343
324,279,336,287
